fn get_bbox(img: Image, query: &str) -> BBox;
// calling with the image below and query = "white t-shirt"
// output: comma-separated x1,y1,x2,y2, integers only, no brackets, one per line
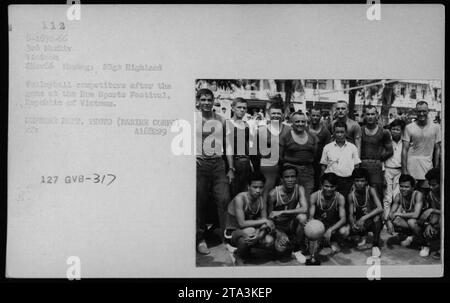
320,141,361,177
403,120,441,180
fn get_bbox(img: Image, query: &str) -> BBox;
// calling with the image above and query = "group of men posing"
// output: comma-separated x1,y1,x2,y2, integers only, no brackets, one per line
196,88,442,265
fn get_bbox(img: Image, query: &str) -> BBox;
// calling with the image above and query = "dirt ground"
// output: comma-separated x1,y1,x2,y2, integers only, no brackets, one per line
196,227,442,267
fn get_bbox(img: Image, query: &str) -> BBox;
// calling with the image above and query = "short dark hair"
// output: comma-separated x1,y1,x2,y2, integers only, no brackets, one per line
399,174,416,187
290,110,306,120
425,168,440,183
352,167,369,181
416,100,429,108
248,171,266,185
232,97,247,107
320,172,338,186
196,88,214,100
269,95,283,103
365,105,378,114
269,102,284,111
281,165,298,177
310,107,321,113
389,119,406,131
333,121,347,132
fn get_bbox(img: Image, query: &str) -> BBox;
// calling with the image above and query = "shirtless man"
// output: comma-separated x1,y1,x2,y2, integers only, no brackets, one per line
345,168,383,257
308,173,347,264
387,174,426,255
225,172,275,264
267,165,308,257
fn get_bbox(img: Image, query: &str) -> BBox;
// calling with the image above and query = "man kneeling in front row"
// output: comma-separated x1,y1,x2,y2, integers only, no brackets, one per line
386,174,426,256
418,168,441,258
344,168,383,258
225,172,275,265
267,165,309,260
308,173,347,264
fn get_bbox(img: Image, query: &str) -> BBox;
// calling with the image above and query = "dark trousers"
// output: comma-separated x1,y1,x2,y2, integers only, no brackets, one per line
230,157,253,198
336,176,353,200
313,162,322,191
352,216,383,247
336,176,353,216
196,158,230,242
361,159,384,201
261,165,280,202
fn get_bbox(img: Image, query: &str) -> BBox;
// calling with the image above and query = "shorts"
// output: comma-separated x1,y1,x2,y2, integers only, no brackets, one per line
272,214,297,235
419,208,435,224
320,219,340,231
226,227,271,247
350,218,376,236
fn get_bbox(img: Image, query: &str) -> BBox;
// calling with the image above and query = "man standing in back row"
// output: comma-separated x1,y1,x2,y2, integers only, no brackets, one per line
308,107,331,191
196,88,235,255
402,101,441,192
226,98,258,198
329,100,362,156
321,122,361,200
360,105,393,200
279,111,318,203
258,102,291,202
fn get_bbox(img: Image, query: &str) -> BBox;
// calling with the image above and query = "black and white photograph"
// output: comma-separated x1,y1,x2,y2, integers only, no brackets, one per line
195,79,443,267
6,4,444,279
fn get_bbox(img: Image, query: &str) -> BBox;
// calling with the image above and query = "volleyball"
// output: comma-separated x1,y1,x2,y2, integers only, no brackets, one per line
304,220,326,240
